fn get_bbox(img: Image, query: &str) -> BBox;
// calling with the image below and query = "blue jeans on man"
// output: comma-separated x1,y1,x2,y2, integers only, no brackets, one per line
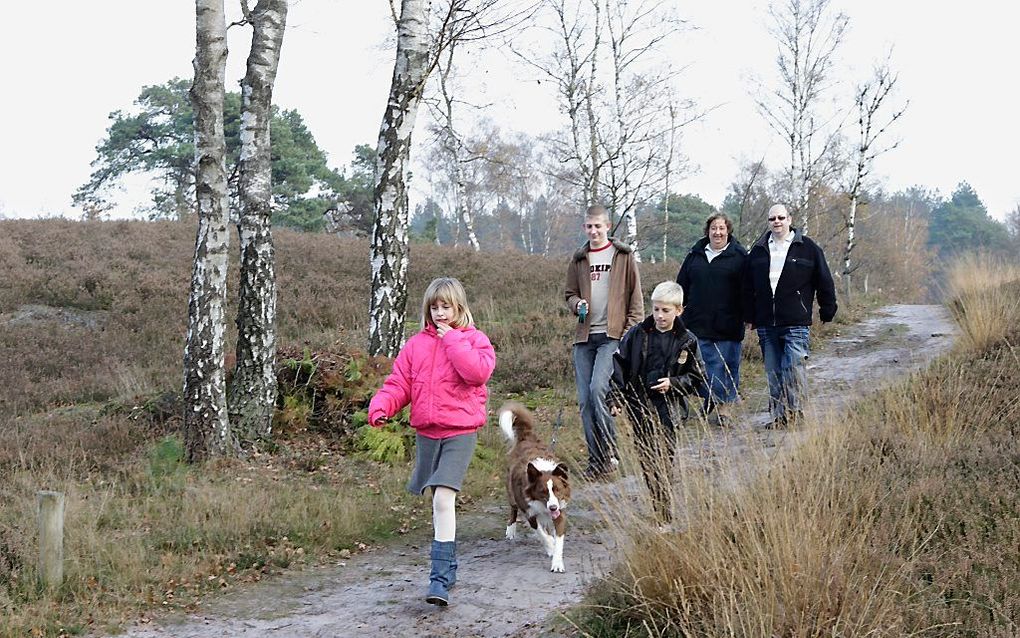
756,326,809,423
572,331,619,473
697,338,742,405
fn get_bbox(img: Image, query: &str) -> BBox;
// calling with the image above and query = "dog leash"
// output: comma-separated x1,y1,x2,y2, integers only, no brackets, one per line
549,408,563,451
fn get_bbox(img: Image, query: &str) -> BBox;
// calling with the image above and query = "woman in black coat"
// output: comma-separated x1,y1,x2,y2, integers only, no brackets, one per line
676,212,747,424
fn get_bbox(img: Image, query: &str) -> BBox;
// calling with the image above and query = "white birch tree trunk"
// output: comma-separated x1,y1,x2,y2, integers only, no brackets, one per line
524,210,534,254
184,0,235,461
843,62,906,304
548,0,601,207
229,0,288,444
453,160,480,251
662,103,676,261
542,204,553,255
519,215,530,253
844,191,858,301
369,0,429,357
435,41,480,252
624,209,639,260
583,23,601,206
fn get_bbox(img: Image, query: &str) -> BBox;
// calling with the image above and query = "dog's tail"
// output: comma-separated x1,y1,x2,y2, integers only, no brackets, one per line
498,401,535,445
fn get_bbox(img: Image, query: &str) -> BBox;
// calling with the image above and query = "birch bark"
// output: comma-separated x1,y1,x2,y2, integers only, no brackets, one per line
229,0,288,444
369,0,430,357
183,0,235,461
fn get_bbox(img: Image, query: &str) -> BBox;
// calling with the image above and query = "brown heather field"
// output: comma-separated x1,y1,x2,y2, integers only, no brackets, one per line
575,256,1020,637
0,218,685,636
0,218,677,417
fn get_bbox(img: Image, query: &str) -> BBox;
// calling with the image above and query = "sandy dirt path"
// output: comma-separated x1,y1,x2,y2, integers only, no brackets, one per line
113,304,955,638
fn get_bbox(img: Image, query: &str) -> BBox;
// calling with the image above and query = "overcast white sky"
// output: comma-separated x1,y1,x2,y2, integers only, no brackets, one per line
1,1,1018,220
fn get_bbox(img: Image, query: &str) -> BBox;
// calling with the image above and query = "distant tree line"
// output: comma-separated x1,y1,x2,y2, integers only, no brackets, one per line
79,79,1018,300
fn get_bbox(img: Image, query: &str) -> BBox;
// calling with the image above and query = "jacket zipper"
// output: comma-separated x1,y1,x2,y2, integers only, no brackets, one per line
429,334,439,421
769,247,778,327
797,290,808,315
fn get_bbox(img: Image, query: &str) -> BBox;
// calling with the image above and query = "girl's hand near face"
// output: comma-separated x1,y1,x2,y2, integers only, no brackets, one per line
435,322,452,338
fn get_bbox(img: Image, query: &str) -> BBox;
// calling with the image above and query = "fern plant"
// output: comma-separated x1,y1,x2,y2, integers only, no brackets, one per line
353,409,413,463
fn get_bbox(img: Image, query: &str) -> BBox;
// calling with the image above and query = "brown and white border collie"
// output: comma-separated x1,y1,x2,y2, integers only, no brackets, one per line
498,402,571,573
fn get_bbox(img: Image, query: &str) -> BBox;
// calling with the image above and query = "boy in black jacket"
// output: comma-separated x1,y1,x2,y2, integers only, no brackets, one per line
609,281,708,524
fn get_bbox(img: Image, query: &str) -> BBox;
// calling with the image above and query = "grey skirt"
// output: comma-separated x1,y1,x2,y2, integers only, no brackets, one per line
407,432,478,495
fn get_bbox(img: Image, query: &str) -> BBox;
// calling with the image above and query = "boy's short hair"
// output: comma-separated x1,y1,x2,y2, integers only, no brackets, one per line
585,204,610,224
651,281,684,307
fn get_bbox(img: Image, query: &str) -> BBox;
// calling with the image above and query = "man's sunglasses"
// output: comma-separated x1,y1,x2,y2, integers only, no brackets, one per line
768,215,788,221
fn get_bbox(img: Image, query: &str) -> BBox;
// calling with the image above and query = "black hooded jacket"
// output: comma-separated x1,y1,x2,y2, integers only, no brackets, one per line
609,315,709,424
742,228,838,327
676,237,748,341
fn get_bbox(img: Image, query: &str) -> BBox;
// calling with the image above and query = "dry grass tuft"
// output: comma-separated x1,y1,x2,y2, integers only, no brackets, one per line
945,253,1020,352
0,438,415,636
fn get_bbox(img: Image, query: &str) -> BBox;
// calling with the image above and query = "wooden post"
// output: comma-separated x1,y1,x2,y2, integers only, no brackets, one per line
37,490,64,588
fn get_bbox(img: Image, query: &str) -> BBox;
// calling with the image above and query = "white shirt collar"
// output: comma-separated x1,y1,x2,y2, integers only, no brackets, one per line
768,232,794,248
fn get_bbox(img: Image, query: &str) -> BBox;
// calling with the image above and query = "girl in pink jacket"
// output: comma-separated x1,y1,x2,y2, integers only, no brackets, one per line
368,277,495,607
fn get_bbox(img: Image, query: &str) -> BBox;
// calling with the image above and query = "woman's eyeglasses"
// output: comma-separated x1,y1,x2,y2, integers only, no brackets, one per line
768,215,787,221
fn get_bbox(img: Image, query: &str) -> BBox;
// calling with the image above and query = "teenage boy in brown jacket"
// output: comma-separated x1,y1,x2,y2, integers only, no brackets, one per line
564,205,643,479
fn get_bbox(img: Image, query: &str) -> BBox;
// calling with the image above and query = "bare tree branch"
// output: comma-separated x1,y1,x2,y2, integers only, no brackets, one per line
756,0,849,232
841,55,907,301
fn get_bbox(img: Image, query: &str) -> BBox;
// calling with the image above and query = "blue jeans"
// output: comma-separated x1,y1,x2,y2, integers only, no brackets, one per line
697,338,742,404
756,326,810,421
572,332,619,472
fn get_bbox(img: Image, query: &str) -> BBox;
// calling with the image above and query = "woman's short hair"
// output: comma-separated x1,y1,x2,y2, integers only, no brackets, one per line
703,212,734,237
651,281,684,308
421,277,475,329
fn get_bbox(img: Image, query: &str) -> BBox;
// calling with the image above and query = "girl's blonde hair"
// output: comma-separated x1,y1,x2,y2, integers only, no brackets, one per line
421,277,475,330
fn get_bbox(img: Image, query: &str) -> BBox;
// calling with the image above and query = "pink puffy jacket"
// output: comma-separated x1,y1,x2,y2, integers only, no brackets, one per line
368,325,496,439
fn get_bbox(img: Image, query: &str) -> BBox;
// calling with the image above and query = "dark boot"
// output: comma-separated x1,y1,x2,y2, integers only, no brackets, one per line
448,550,458,588
426,540,456,606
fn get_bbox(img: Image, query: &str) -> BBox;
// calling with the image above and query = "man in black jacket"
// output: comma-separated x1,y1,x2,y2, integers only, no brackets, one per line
743,205,837,427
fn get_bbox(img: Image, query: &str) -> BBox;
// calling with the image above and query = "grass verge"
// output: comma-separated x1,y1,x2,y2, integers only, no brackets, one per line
572,259,1020,636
